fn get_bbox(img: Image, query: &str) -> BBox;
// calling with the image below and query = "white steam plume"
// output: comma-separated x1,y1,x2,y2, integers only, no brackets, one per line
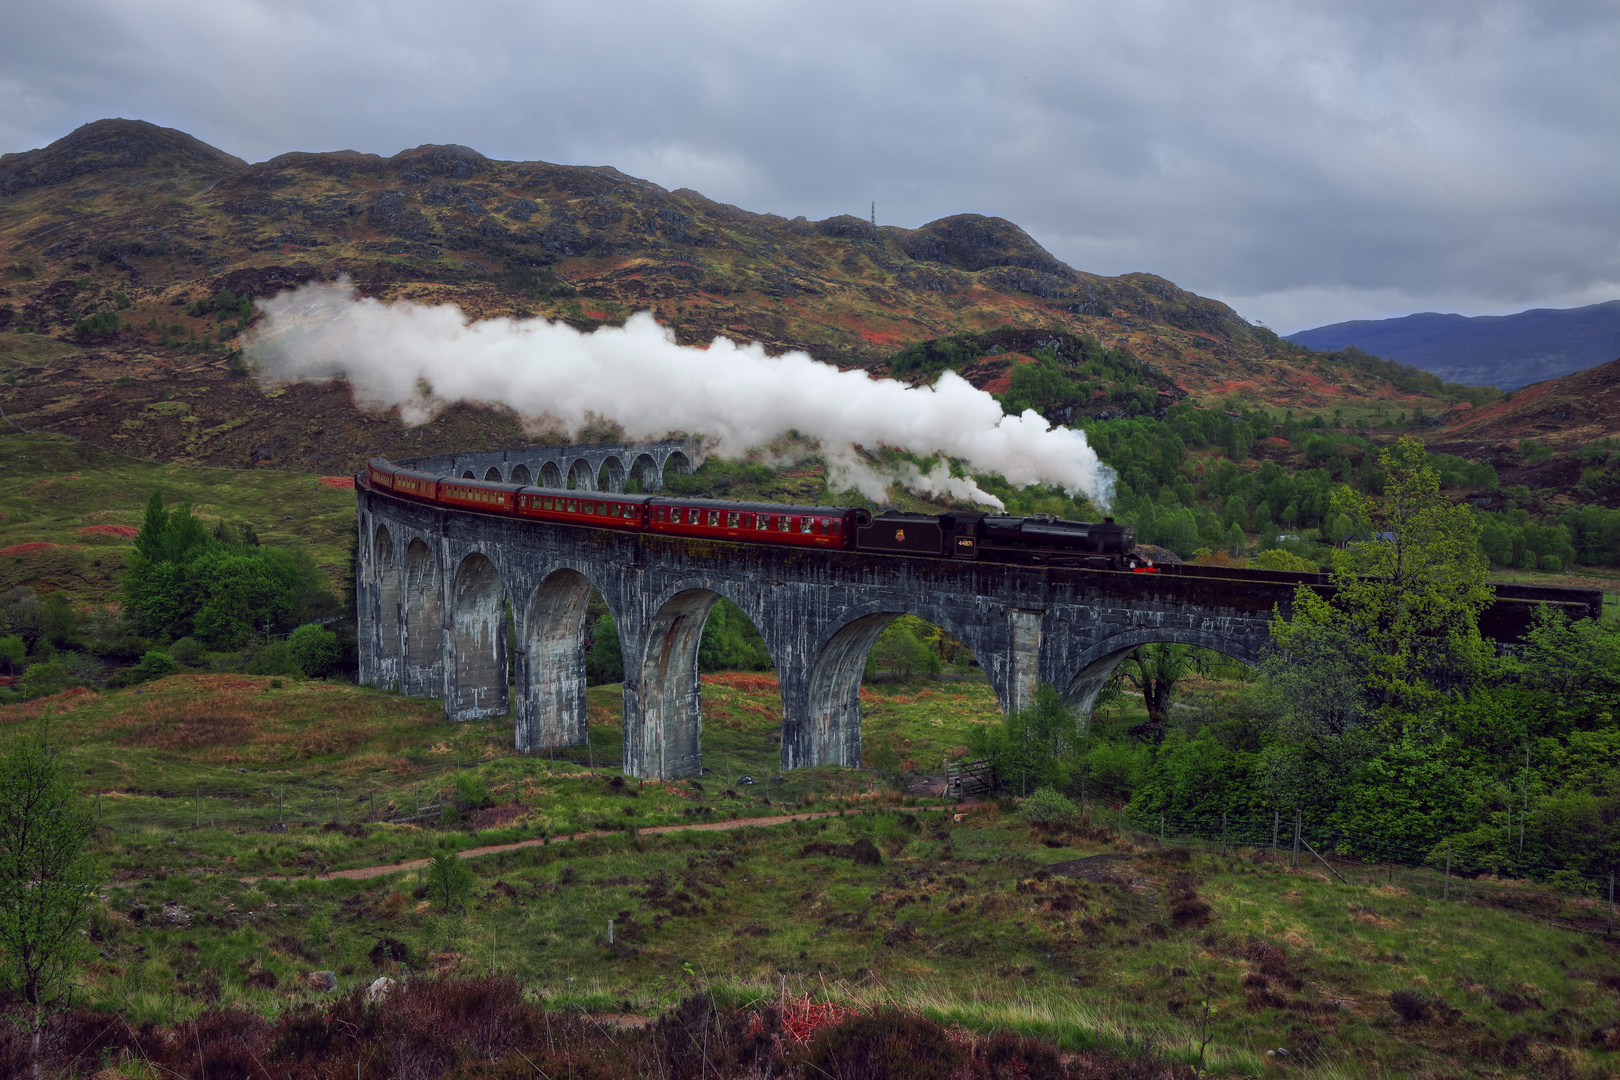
245,280,1116,510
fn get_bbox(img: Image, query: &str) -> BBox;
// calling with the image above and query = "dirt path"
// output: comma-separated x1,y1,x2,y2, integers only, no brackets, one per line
244,803,974,884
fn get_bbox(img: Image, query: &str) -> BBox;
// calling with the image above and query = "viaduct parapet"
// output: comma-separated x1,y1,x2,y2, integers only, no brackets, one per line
356,443,1602,780
402,439,701,493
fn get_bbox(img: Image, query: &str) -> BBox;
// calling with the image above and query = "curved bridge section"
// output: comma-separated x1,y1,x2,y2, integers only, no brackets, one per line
356,444,1603,779
402,439,698,492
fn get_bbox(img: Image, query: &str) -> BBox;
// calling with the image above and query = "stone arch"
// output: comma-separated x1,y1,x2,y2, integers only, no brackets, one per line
598,456,626,493
628,453,660,492
540,461,564,489
567,458,594,490
662,450,693,485
517,568,600,752
461,469,476,479
1057,628,1265,723
448,552,509,720
484,466,504,482
510,463,532,485
401,538,444,697
628,586,781,778
372,524,400,685
796,606,989,770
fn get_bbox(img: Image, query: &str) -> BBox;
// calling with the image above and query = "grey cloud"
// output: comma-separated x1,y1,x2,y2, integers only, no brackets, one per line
2,0,1616,331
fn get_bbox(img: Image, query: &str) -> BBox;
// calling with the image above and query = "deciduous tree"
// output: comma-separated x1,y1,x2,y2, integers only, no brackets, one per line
0,717,104,1075
1271,436,1493,713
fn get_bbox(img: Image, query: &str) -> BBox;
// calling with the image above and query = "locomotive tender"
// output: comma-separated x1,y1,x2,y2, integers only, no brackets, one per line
363,458,1155,572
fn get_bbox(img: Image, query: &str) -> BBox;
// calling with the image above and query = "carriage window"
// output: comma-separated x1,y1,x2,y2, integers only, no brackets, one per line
727,512,740,527
778,516,790,531
707,511,721,527
827,519,838,535
755,514,768,530
800,517,813,534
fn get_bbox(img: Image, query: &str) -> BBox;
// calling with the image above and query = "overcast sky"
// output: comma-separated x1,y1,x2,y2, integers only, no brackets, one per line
2,0,1616,332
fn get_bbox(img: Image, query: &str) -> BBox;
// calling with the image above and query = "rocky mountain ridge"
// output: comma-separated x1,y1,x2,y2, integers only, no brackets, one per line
0,119,1475,470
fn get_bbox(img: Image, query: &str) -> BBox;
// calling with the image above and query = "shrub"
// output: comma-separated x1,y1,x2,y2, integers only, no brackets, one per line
287,623,340,678
107,650,180,688
243,641,292,676
850,837,883,866
0,635,23,676
1018,786,1080,827
426,851,475,912
169,636,205,666
19,661,72,699
452,772,490,815
805,1010,962,1080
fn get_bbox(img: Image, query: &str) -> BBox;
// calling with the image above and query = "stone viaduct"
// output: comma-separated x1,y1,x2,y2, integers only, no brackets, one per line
355,443,1603,779
402,438,701,493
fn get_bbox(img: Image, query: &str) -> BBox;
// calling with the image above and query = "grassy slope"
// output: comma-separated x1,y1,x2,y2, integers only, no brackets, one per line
8,673,1619,1076
0,426,356,601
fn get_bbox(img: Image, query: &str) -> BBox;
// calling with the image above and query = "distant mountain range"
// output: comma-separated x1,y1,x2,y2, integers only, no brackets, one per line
1286,301,1620,390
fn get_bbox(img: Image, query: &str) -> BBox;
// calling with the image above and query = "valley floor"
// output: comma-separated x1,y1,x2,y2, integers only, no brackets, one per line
7,675,1620,1078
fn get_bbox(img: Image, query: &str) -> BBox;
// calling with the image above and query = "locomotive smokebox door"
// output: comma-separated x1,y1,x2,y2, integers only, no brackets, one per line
857,512,945,555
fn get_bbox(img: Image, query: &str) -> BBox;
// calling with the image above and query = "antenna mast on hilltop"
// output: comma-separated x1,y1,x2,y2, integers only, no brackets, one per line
870,201,875,226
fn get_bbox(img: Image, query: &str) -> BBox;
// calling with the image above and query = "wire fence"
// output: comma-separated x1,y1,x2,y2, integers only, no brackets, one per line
1089,801,1618,934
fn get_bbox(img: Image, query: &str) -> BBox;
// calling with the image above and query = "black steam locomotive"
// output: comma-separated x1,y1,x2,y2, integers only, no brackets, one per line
854,510,1150,570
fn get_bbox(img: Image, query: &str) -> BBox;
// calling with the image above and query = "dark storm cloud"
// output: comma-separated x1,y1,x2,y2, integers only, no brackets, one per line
3,0,1616,330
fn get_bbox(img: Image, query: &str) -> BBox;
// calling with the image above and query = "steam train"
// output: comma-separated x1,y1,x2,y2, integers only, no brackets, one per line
361,458,1155,572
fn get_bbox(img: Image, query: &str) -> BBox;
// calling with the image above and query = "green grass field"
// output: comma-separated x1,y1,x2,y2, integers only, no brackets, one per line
0,426,357,601
5,670,1618,1077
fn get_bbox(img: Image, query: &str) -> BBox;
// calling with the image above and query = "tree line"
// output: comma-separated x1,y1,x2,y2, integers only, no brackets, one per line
973,438,1620,889
0,492,345,703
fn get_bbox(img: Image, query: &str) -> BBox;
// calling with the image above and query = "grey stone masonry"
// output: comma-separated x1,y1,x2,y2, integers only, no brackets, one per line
401,439,700,492
356,448,1603,779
